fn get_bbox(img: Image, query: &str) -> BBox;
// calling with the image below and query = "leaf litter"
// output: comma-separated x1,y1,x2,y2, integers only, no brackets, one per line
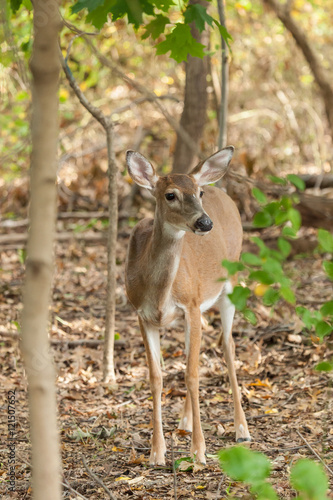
0,220,332,499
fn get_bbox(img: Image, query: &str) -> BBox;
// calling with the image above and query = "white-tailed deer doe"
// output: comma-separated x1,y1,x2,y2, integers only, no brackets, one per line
125,147,251,466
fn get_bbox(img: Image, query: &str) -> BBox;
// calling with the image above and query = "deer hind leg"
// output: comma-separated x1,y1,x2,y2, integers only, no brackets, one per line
184,308,206,464
219,281,251,443
139,318,166,465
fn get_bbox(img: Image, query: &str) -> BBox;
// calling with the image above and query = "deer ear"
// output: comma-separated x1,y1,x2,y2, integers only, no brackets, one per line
126,151,159,190
191,146,234,186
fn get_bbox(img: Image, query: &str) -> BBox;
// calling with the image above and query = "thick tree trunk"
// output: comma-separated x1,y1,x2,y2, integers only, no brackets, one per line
172,0,209,173
263,0,333,142
20,1,62,499
103,125,117,383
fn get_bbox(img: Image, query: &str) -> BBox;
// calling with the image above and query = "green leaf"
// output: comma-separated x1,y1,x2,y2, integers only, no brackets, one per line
253,211,273,228
315,360,333,372
279,286,295,304
315,321,333,340
184,3,214,32
10,0,23,13
264,201,280,217
251,237,270,256
85,2,113,28
287,208,302,230
156,23,205,63
263,288,280,306
222,259,245,275
252,187,267,204
268,175,287,186
286,174,306,191
227,286,251,311
320,301,333,318
218,446,271,485
110,0,154,27
323,261,333,280
71,0,106,14
282,226,298,239
296,306,318,330
262,257,283,275
248,270,275,285
142,14,169,40
243,308,257,325
277,237,291,258
318,229,333,253
153,0,175,11
241,252,262,266
214,21,233,49
290,459,329,500
174,456,193,471
252,482,279,500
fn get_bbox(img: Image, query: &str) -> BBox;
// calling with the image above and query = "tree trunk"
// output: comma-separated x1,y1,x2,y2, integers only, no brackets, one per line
263,0,333,142
217,0,228,149
20,1,62,499
172,0,209,173
103,125,117,383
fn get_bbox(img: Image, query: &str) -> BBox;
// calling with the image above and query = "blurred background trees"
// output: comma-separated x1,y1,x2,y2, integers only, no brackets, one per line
2,0,332,200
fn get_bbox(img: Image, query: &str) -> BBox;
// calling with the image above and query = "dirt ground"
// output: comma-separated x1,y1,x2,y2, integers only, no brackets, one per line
1,217,333,499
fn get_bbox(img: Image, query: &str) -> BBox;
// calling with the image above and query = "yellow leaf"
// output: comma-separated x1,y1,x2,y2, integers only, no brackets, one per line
254,284,269,297
112,446,124,452
115,476,131,481
264,408,278,414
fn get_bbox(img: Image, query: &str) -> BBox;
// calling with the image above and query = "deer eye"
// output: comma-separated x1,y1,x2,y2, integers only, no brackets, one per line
200,190,204,198
165,192,175,201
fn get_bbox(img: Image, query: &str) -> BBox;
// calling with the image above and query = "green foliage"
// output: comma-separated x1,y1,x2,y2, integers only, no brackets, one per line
10,0,23,13
218,446,271,484
142,14,169,40
174,456,194,471
317,229,333,253
218,446,329,500
222,177,333,349
290,459,329,500
156,23,205,63
286,174,306,191
184,3,215,32
71,0,231,62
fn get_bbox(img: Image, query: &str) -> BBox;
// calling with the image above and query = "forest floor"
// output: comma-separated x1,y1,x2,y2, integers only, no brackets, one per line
1,203,333,500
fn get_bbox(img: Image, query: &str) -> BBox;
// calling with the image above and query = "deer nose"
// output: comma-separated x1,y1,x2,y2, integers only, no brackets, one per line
194,215,213,232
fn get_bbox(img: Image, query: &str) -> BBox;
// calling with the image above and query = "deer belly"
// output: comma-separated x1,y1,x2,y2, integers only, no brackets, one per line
200,290,222,313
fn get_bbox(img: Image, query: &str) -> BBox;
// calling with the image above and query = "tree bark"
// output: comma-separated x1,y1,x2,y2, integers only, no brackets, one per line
217,0,228,149
263,0,333,142
20,1,62,499
172,0,209,173
103,125,118,383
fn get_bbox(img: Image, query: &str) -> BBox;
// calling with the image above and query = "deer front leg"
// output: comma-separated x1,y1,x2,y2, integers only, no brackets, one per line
179,319,193,432
219,282,251,442
185,309,206,464
139,318,166,465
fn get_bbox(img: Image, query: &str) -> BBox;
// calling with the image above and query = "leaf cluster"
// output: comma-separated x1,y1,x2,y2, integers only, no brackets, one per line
222,175,333,368
68,0,231,62
218,446,329,500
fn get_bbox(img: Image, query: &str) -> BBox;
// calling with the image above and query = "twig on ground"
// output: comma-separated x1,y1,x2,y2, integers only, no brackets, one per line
215,475,224,500
82,456,117,500
171,433,177,500
296,430,333,477
62,479,89,500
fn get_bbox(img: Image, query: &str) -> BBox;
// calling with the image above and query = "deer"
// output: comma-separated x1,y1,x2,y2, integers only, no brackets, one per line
125,146,251,466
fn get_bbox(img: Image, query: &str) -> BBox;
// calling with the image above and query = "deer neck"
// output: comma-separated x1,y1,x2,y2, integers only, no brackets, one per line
140,213,185,324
